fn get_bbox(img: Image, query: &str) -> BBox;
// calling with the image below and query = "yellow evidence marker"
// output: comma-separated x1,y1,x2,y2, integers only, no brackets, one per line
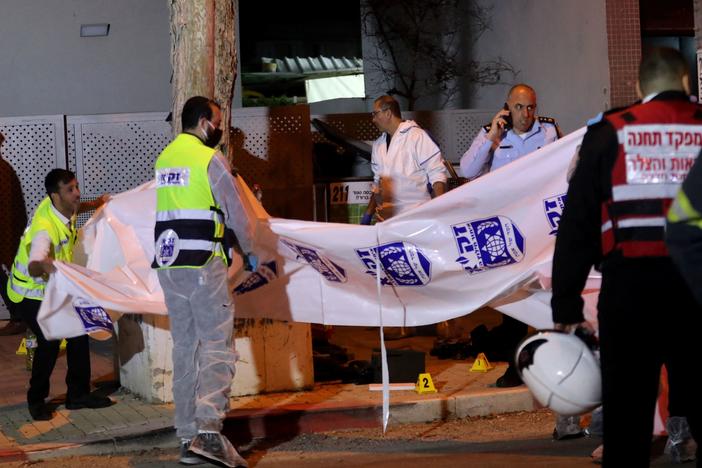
470,352,494,372
16,338,27,355
16,338,66,354
415,373,437,394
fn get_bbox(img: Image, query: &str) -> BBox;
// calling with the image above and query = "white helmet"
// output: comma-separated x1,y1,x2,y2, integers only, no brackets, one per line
515,330,601,416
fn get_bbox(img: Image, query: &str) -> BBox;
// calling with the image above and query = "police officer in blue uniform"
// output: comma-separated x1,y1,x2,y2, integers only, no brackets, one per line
459,84,561,389
459,84,561,179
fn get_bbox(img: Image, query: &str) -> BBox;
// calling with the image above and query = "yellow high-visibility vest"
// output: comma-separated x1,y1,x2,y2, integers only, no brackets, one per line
153,133,227,269
668,188,702,227
7,197,76,302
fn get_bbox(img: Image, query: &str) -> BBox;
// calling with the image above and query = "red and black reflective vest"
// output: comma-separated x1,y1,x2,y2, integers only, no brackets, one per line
602,95,702,258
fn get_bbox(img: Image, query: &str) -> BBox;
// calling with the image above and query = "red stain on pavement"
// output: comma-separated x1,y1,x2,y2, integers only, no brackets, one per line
0,448,27,462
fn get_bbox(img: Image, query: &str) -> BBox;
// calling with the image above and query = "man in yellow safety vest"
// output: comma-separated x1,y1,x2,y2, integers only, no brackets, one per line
153,96,256,468
7,169,111,420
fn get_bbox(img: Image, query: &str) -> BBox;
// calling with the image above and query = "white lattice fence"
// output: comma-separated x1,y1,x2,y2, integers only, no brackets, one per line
403,109,493,163
0,112,170,319
0,115,67,215
67,113,172,227
0,115,67,319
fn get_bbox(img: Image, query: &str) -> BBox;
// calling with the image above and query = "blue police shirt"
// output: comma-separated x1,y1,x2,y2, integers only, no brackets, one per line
459,117,560,179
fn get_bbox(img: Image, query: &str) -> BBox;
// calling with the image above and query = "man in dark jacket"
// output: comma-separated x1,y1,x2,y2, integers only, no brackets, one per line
552,47,702,467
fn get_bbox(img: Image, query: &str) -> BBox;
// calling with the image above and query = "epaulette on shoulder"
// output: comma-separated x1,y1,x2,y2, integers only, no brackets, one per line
538,116,557,126
586,112,604,126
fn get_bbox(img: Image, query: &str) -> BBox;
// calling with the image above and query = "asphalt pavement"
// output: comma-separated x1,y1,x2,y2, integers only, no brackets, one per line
0,317,539,463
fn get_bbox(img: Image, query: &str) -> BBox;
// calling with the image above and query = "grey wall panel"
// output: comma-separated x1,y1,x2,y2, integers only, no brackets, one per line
0,0,170,117
362,0,610,135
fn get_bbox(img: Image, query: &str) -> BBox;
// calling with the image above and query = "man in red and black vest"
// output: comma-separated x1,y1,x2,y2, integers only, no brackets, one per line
552,47,702,467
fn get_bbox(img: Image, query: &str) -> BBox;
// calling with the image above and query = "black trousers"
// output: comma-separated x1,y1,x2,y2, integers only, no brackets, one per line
16,298,91,405
1,269,22,322
490,314,528,364
598,260,702,467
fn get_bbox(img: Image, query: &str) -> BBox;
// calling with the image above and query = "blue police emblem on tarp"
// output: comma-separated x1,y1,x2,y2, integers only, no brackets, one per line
452,216,525,274
355,241,431,286
73,298,114,334
543,193,567,235
281,239,347,283
234,261,278,295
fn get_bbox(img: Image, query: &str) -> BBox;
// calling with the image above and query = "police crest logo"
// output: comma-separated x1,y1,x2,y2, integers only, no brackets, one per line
73,298,114,334
155,229,180,267
543,193,567,236
355,241,431,286
281,239,347,283
233,260,278,295
451,216,525,274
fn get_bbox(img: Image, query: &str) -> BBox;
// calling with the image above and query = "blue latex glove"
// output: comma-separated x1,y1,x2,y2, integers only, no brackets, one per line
360,213,373,225
244,253,258,272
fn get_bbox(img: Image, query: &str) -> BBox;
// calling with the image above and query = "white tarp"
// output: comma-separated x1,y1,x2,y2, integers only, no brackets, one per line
38,127,596,340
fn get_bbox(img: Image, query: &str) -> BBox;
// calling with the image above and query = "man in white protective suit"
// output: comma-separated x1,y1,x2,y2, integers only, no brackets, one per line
360,95,449,339
152,96,256,468
361,94,449,224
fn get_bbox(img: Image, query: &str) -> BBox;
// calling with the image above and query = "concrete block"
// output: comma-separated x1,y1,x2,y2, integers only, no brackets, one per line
261,320,313,394
118,313,313,402
116,314,173,403
454,388,535,418
390,397,456,424
230,319,266,396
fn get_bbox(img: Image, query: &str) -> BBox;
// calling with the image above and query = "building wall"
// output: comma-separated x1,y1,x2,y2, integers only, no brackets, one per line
363,0,611,134
606,0,642,108
0,0,170,117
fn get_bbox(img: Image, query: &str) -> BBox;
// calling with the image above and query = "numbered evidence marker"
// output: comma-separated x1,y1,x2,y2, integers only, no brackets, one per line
470,352,494,372
415,373,437,394
16,338,27,355
16,337,66,354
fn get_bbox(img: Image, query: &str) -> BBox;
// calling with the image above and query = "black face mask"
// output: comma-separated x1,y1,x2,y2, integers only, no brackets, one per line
205,127,223,148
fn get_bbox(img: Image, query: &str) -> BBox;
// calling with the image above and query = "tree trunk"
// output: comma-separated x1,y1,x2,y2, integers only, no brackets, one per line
169,0,237,154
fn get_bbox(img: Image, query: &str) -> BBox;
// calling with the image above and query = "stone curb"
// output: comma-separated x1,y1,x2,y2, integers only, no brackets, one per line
1,386,535,461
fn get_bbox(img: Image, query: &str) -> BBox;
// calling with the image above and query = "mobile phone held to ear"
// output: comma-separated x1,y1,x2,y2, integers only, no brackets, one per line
502,103,513,130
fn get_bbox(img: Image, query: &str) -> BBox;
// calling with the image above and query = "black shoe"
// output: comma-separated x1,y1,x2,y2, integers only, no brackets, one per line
180,439,206,465
65,394,113,410
189,432,248,467
495,365,523,388
28,402,54,421
0,320,26,336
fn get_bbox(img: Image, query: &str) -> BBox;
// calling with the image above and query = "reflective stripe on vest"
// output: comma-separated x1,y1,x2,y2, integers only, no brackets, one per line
12,259,30,277
601,99,702,258
7,197,75,302
611,184,681,201
156,209,220,222
668,187,702,223
9,282,44,299
153,133,226,268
